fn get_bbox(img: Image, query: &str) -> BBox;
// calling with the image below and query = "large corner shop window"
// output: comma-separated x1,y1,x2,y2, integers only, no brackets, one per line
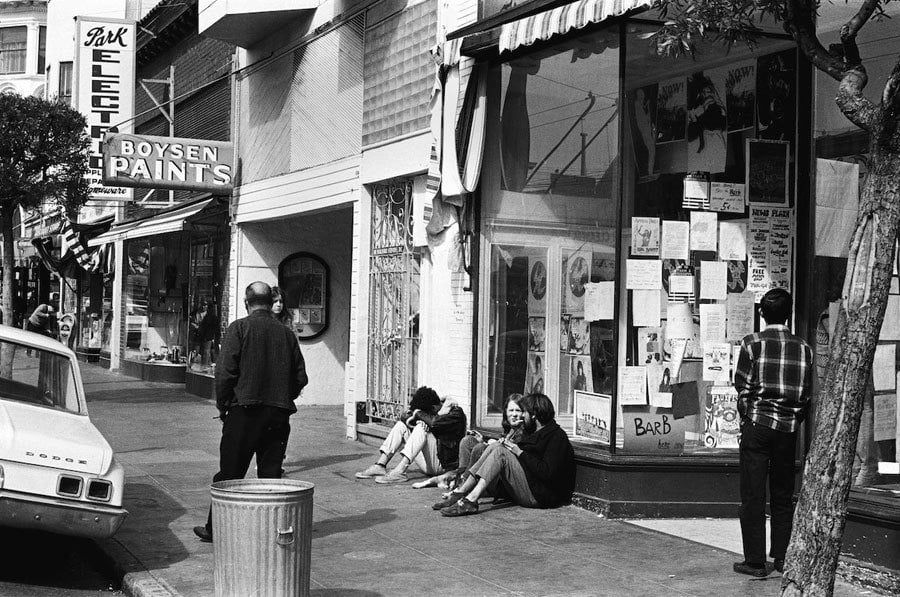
478,24,621,434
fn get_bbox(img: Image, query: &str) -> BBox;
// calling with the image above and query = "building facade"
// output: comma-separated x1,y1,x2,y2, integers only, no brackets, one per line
0,0,47,97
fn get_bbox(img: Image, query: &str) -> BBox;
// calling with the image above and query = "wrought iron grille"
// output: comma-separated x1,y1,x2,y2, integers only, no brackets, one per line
367,181,420,423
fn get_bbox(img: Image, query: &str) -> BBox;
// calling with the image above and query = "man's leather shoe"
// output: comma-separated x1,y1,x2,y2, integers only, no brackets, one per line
733,561,769,577
774,559,785,573
193,526,213,543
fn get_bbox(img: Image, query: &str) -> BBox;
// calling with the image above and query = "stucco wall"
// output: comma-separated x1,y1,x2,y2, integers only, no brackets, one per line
236,206,353,405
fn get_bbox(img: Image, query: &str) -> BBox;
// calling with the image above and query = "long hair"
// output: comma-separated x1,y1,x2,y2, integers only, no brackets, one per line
501,393,524,435
271,286,292,326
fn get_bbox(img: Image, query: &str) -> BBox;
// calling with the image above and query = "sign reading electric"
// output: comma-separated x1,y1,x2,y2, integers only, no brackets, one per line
103,133,234,193
74,17,136,204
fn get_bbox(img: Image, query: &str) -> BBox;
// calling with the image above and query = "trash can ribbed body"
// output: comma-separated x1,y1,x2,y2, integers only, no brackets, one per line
211,479,314,597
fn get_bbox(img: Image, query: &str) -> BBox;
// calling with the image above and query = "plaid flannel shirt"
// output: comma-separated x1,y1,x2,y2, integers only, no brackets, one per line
733,324,813,433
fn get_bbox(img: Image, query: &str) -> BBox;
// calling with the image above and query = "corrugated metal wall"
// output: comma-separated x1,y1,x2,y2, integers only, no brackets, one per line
362,0,437,148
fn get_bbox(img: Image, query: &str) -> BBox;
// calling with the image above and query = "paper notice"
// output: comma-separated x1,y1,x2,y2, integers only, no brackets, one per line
647,363,673,408
661,220,691,260
700,261,728,300
874,393,897,442
710,182,746,213
719,221,748,261
619,366,648,405
873,344,897,391
879,294,900,341
690,211,718,252
584,281,615,321
703,341,732,382
700,303,726,342
726,292,756,341
626,259,662,290
815,158,859,258
633,289,662,327
666,302,694,339
632,217,661,256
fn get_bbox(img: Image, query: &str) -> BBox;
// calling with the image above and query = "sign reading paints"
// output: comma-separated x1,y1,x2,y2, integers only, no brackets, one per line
103,133,234,193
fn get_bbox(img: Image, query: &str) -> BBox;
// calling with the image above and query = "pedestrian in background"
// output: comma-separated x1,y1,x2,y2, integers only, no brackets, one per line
24,304,57,339
194,281,308,542
732,288,813,577
271,285,293,328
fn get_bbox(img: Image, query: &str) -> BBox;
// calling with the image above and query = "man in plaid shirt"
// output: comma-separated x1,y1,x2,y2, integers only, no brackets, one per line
732,288,813,577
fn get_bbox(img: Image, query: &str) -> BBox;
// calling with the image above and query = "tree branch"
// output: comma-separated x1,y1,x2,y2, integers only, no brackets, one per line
836,67,878,132
782,0,846,81
843,0,882,40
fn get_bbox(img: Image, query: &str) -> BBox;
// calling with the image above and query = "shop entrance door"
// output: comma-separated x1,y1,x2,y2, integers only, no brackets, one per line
367,181,421,423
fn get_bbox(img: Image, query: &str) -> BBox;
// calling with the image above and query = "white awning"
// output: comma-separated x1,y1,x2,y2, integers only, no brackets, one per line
87,198,214,247
500,0,651,53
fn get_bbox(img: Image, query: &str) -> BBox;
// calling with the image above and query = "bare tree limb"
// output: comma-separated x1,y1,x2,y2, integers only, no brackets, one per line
782,0,846,81
843,0,882,40
836,67,878,132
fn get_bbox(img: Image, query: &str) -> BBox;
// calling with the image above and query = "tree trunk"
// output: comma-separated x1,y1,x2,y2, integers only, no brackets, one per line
781,143,900,596
1,211,14,328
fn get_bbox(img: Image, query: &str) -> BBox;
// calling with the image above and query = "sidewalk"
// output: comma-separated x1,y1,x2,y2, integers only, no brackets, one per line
80,364,872,597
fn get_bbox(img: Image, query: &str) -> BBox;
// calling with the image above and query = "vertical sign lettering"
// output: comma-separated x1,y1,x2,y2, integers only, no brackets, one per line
74,17,135,220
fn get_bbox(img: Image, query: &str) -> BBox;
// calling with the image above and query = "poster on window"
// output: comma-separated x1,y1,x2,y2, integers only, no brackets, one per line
631,217,660,256
564,250,590,315
724,60,756,132
528,256,548,316
704,386,741,449
747,204,793,299
747,139,789,205
638,327,664,365
629,83,659,178
757,49,796,141
574,391,612,445
567,317,590,355
524,351,545,395
528,316,545,352
686,70,728,173
569,355,593,395
656,77,687,144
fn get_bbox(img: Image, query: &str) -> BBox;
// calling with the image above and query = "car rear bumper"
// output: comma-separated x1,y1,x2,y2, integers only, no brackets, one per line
0,489,128,538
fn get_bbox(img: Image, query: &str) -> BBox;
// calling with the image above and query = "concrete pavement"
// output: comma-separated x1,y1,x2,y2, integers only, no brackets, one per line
79,364,875,597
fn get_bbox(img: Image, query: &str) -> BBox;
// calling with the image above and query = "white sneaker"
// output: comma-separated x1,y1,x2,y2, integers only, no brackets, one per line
355,463,387,479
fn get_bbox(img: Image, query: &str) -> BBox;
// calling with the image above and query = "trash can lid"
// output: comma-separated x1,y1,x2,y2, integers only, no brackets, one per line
211,479,314,495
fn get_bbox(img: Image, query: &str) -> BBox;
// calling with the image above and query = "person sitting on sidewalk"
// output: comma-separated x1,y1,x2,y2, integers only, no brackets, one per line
355,386,466,484
438,393,575,516
414,393,525,492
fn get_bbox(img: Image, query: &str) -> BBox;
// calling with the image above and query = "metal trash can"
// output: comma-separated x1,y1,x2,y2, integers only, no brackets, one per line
211,479,314,597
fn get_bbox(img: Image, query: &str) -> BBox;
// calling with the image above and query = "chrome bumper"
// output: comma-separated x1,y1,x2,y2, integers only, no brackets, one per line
0,490,128,538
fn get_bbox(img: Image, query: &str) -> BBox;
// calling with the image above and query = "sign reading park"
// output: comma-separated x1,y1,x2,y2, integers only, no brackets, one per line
103,133,234,193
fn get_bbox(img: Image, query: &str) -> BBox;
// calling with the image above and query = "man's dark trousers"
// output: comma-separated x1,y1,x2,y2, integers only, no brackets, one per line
205,404,291,531
738,421,798,565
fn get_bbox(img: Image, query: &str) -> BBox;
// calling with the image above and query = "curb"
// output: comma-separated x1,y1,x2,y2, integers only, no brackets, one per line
94,537,181,597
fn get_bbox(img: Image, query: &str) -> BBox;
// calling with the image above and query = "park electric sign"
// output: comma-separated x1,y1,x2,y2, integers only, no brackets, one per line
103,133,234,193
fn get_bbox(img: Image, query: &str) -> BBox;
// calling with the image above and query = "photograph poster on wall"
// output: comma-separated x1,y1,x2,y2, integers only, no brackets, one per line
746,139,789,205
528,255,548,316
573,391,612,445
564,250,591,315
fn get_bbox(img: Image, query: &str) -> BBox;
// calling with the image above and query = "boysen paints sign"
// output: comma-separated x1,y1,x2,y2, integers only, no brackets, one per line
74,17,136,216
103,133,234,192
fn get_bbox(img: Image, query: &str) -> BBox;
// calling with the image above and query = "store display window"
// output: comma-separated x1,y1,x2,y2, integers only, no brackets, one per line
478,24,621,434
477,21,803,453
188,235,226,375
279,252,329,340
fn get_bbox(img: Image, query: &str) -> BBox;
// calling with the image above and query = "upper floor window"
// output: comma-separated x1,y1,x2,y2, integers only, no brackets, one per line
0,26,27,74
37,26,46,74
58,62,73,105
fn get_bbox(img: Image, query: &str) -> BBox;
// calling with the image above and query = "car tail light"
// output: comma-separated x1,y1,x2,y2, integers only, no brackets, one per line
87,479,111,501
57,475,83,497
0,464,4,488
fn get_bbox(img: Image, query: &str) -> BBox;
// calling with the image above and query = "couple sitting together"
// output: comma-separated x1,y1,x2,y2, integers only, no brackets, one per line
355,387,575,517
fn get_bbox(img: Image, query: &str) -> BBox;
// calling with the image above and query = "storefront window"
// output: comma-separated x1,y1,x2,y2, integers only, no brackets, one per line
813,2,900,492
188,236,225,375
619,25,800,455
479,24,621,432
125,239,150,359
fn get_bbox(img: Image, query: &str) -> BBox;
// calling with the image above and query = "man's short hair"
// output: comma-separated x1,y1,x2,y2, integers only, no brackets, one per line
245,282,273,308
409,386,440,412
521,393,555,424
760,288,792,325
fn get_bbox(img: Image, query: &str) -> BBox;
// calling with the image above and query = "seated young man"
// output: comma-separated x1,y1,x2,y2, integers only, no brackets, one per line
355,386,466,484
437,393,575,516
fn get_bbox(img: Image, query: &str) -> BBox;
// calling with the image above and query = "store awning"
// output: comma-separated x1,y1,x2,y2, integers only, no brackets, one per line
87,198,214,247
499,0,651,53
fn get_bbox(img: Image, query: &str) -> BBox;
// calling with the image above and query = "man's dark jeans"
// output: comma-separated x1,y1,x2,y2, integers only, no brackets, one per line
205,404,291,531
739,420,798,565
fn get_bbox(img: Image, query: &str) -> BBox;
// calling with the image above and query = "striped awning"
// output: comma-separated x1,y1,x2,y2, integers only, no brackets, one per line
87,198,213,247
500,0,651,53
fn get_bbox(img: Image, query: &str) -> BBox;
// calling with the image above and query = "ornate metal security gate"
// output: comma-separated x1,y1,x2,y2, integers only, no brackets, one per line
367,181,420,423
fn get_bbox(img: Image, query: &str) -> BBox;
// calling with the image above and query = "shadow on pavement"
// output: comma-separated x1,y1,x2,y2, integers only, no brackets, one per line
313,508,397,539
312,590,382,597
85,387,204,404
117,481,190,569
284,453,370,474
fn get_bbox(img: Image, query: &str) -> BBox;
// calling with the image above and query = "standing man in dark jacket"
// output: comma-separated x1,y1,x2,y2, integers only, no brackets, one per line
194,282,308,542
440,393,575,516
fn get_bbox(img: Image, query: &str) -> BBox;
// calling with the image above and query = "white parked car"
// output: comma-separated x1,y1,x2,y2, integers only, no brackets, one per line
0,326,127,538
